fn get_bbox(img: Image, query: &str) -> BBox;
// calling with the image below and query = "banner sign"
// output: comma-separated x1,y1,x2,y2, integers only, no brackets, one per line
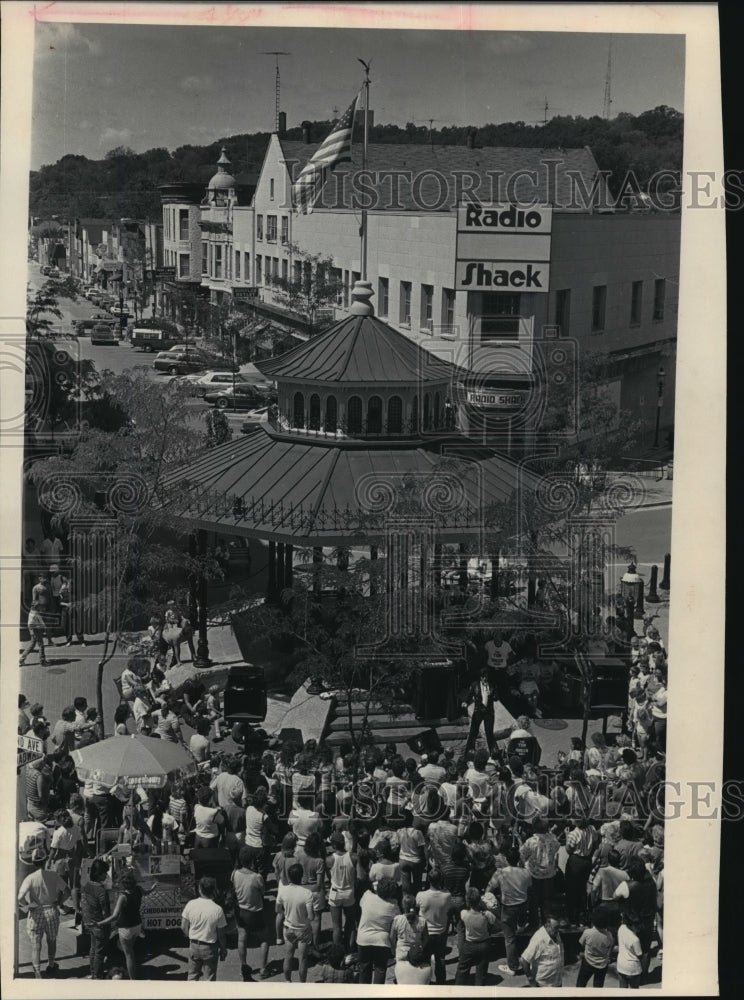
455,202,552,293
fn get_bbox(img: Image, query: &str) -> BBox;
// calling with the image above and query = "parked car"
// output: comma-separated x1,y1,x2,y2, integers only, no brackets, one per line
71,313,108,332
109,304,130,317
205,384,272,410
153,352,208,376
240,407,270,433
90,323,119,346
168,373,204,393
192,371,251,396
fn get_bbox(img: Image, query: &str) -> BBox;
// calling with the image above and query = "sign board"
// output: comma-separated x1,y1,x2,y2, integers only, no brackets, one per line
155,267,176,279
232,286,259,299
80,853,196,932
17,734,44,768
465,389,527,408
455,202,552,293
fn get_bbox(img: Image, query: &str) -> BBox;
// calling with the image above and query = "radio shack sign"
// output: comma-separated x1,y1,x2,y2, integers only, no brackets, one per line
455,202,552,293
466,389,526,408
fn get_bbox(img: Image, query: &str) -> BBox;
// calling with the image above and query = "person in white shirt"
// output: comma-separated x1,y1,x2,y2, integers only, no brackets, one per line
276,863,314,982
616,913,643,988
181,877,227,981
395,941,432,985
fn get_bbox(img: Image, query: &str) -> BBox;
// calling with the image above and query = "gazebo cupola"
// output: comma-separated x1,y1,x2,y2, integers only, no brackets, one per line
255,281,462,444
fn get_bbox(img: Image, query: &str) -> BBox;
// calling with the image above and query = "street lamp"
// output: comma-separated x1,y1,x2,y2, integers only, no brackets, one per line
653,365,666,448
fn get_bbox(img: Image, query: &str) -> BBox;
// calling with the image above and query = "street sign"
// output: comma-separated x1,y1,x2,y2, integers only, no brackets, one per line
17,734,44,768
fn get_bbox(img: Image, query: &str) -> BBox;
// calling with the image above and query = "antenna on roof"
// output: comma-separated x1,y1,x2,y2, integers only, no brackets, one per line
262,51,291,132
603,36,613,119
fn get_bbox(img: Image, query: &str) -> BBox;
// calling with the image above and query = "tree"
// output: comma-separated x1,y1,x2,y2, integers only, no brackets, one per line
231,554,427,768
205,407,233,447
265,244,343,335
26,277,78,338
27,371,223,729
25,338,100,440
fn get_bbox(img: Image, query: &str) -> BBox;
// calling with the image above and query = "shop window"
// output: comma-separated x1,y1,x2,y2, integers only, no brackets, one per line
378,277,389,317
555,289,571,337
653,279,666,321
630,281,643,326
399,281,412,326
420,284,433,331
481,292,520,340
591,285,607,332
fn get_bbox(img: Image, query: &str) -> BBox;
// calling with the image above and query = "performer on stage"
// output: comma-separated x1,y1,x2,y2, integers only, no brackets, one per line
463,668,498,756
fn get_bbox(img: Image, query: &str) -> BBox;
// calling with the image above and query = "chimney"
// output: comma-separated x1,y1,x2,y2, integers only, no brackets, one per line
466,128,476,149
278,111,287,136
302,120,312,144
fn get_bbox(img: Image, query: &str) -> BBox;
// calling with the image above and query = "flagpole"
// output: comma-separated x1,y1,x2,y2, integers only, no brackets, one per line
360,63,371,282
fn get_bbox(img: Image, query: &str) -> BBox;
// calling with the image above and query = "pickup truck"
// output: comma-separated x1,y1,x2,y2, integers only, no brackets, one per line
131,328,181,353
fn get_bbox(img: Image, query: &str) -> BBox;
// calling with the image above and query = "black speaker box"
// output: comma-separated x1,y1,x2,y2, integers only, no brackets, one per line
223,665,267,723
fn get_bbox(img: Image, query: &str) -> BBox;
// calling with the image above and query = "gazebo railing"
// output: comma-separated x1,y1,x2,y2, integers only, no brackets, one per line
162,482,483,532
268,407,456,440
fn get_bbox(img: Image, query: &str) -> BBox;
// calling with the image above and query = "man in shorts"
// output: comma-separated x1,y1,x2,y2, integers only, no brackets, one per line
17,846,70,978
232,847,271,981
276,862,313,982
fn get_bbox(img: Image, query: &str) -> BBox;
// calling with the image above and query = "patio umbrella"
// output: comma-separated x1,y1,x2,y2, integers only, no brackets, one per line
70,735,197,789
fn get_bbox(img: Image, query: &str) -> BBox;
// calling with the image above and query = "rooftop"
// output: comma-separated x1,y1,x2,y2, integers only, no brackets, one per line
278,140,606,211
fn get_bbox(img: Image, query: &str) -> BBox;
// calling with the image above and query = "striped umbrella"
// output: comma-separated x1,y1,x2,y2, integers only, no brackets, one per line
70,735,196,789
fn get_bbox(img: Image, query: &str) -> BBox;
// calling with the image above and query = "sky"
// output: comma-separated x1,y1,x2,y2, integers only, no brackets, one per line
30,20,685,169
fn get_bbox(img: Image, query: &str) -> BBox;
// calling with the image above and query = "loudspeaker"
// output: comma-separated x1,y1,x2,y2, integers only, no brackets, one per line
406,728,443,755
589,676,629,712
223,665,267,723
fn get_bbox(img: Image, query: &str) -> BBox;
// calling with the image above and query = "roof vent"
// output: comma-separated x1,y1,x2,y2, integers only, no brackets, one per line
349,279,374,317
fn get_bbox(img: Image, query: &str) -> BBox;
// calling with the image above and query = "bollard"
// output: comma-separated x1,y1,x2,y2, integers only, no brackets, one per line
646,564,661,603
635,580,645,617
659,553,671,590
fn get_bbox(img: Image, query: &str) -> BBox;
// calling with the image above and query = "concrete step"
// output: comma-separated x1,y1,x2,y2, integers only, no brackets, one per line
322,722,470,749
326,713,468,733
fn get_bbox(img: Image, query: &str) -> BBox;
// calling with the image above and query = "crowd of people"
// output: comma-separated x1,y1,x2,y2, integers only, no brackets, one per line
18,698,667,984
16,571,669,986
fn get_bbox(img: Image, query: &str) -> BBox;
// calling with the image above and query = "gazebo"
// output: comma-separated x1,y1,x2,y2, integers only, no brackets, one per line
159,281,536,660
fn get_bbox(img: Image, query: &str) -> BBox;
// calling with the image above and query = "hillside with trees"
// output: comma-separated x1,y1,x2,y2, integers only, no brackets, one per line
29,106,682,220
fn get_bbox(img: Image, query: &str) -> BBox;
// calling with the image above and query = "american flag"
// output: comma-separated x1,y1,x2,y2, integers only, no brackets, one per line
292,94,359,214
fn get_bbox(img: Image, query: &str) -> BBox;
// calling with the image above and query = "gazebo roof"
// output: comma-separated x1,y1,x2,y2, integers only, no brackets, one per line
159,428,533,545
255,311,465,386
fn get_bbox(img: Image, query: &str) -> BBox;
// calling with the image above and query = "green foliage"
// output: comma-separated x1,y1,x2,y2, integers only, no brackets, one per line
205,407,233,448
268,244,343,333
27,369,219,632
232,556,425,755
